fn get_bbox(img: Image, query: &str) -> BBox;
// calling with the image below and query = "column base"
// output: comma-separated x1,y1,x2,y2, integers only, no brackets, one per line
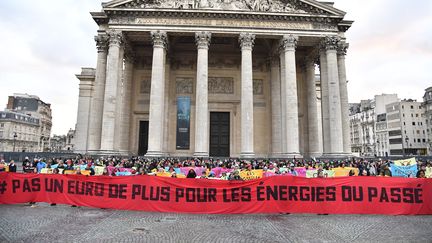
281,153,303,159
145,151,167,158
240,152,255,159
193,152,209,158
307,152,323,159
88,150,127,157
269,152,284,159
320,153,349,159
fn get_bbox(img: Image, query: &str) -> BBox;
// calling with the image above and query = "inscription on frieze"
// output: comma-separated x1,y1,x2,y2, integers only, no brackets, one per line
140,79,151,94
208,77,234,94
134,18,312,30
253,79,263,95
176,77,194,94
110,17,333,30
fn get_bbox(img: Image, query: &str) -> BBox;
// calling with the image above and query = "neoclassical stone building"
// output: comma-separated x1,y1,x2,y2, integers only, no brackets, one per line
74,0,353,158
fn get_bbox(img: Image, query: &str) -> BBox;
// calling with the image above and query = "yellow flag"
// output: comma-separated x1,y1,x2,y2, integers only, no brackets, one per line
393,158,416,166
239,169,263,180
80,170,91,176
156,171,172,177
332,167,359,177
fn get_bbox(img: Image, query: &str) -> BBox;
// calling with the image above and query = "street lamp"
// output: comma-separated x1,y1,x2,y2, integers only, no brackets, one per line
404,137,409,157
376,140,380,157
13,132,17,152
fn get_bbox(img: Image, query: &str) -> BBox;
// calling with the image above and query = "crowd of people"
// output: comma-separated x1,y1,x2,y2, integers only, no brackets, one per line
1,156,431,179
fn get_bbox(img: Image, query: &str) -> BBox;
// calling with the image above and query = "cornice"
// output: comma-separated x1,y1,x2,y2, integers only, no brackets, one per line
96,8,347,27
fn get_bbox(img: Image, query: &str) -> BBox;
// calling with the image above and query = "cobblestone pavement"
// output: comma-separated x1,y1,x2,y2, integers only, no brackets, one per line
0,204,431,243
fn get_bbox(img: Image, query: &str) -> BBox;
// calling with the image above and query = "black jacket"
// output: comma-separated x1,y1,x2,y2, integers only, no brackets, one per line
8,163,17,172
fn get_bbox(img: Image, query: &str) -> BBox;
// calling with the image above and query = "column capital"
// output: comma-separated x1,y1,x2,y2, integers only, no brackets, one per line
320,35,340,52
94,34,109,52
337,41,349,56
239,33,255,50
107,30,123,47
280,34,298,51
151,30,168,49
195,31,211,49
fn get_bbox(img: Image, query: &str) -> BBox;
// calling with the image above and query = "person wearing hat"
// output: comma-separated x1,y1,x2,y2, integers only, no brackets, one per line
289,164,298,176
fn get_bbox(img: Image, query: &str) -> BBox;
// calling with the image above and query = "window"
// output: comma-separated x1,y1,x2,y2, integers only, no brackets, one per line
417,130,420,134
412,122,416,125
389,138,402,144
418,139,421,143
403,122,406,125
416,114,419,117
423,139,426,143
411,105,414,109
411,114,414,117
0,123,3,128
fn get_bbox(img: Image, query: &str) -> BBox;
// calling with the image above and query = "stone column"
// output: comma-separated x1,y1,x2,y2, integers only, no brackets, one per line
114,44,125,152
74,68,95,154
322,36,344,155
319,48,330,154
100,30,123,152
239,33,255,158
281,35,301,158
118,44,134,154
305,56,321,157
279,49,286,155
194,31,211,157
87,34,108,152
146,30,167,157
338,42,351,155
270,55,282,157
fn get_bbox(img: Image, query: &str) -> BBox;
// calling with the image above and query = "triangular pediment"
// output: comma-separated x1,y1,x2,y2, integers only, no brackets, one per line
102,0,346,16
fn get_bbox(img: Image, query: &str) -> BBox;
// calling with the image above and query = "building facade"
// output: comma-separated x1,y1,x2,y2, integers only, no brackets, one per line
0,111,40,152
422,87,432,155
0,94,52,152
349,94,399,157
75,0,353,158
386,100,428,156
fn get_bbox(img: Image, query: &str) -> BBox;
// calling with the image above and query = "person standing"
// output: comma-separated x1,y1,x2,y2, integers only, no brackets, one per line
23,157,35,173
8,160,17,172
36,159,47,173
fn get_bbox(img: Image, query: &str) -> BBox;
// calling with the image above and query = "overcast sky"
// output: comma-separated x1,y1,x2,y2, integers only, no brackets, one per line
0,0,431,135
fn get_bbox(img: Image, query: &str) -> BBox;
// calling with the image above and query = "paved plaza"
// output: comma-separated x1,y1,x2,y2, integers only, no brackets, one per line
0,203,431,242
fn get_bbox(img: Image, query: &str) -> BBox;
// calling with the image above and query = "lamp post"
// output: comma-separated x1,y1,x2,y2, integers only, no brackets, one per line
376,140,380,157
13,132,17,152
404,137,409,157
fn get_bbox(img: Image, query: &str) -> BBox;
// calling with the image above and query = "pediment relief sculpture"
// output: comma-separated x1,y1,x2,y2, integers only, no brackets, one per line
108,0,337,15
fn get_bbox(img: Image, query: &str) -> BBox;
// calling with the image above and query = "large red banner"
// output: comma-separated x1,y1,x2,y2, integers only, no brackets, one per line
0,173,431,215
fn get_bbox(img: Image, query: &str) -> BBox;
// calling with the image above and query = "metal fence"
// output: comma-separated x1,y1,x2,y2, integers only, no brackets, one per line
0,152,80,162
1,152,431,162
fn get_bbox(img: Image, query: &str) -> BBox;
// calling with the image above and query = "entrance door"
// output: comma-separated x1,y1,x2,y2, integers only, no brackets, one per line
210,112,230,157
138,121,149,156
